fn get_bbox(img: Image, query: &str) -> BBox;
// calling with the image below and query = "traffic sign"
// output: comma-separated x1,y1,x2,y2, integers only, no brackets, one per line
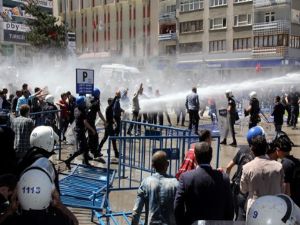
76,68,94,94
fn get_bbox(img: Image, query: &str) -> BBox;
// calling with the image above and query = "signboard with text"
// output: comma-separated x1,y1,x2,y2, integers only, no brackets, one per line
4,30,26,43
76,69,94,94
3,22,30,32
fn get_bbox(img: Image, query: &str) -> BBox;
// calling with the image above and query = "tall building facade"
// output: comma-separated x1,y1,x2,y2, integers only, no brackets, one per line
0,0,53,64
158,0,300,74
58,0,159,60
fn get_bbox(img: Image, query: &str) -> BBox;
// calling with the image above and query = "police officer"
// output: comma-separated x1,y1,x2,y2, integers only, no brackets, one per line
113,90,124,136
287,86,300,129
244,91,260,129
17,126,59,191
10,166,78,225
98,94,120,159
87,88,106,159
221,90,237,147
64,96,96,169
185,87,200,135
43,95,59,134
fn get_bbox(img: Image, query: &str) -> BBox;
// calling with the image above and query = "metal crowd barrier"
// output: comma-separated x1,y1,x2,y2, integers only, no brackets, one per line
106,120,221,193
29,109,63,159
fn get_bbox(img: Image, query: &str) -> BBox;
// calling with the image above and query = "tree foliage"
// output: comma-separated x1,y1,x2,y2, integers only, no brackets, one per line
25,0,67,51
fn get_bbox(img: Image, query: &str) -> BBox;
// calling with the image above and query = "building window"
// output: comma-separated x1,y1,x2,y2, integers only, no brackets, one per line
254,34,289,47
209,40,226,52
290,36,300,49
210,0,227,7
166,5,176,13
210,18,227,30
234,0,252,3
234,14,252,26
160,24,176,34
265,12,275,23
180,0,204,12
179,42,202,53
233,38,251,51
180,20,203,33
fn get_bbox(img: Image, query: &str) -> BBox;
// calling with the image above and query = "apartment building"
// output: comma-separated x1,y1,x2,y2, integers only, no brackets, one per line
0,0,53,63
57,0,159,61
159,0,300,74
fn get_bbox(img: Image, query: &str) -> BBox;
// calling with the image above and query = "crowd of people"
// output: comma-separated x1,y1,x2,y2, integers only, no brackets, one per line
132,127,300,225
0,81,299,225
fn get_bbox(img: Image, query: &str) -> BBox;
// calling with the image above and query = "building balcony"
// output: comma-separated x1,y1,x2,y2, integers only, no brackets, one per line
159,11,176,22
253,20,290,35
252,46,288,57
159,33,177,41
253,0,291,8
3,0,53,12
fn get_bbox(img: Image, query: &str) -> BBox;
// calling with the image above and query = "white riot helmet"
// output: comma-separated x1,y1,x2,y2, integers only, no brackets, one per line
247,194,300,225
45,95,54,104
225,89,233,98
85,94,93,108
30,126,59,152
249,91,257,100
17,167,54,210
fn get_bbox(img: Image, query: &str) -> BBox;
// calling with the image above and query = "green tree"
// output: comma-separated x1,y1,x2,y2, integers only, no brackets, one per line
25,0,67,52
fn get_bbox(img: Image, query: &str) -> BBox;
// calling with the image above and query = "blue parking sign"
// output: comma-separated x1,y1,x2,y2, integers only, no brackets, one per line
76,68,94,94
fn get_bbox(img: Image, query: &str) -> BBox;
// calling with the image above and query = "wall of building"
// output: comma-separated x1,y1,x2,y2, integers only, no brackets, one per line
59,0,159,61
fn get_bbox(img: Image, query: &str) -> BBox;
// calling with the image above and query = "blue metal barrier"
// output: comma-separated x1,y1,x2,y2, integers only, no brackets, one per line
29,109,63,159
106,120,221,193
95,212,144,225
59,164,116,222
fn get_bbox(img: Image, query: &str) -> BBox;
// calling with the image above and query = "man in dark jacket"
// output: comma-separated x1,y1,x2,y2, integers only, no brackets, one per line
174,142,234,225
113,90,124,136
98,94,119,159
87,88,106,159
272,96,285,132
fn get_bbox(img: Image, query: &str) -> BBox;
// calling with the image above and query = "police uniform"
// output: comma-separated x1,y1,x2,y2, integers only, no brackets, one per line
65,106,90,166
87,97,100,157
249,98,260,129
99,97,119,158
288,91,299,128
222,96,237,146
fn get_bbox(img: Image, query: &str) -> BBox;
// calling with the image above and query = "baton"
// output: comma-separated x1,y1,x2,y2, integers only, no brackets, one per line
259,110,270,123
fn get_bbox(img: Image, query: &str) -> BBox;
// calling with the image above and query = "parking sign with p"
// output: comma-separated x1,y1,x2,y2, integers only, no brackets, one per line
76,69,94,94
